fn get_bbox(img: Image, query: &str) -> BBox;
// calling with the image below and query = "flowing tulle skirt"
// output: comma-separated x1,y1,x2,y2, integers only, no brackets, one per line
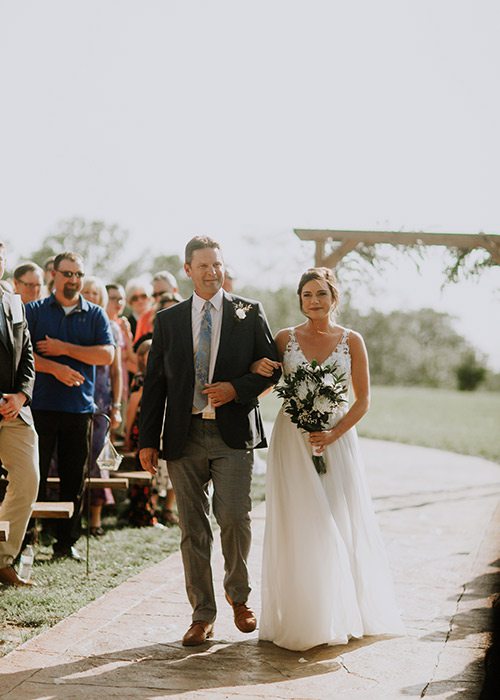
259,410,404,651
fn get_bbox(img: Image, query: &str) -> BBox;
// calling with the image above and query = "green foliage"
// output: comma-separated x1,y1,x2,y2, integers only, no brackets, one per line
239,284,302,334
29,217,130,279
455,351,487,391
339,306,475,389
444,246,495,282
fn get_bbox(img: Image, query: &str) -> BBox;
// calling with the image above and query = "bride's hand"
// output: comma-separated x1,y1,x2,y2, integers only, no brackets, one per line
250,357,281,377
309,429,336,451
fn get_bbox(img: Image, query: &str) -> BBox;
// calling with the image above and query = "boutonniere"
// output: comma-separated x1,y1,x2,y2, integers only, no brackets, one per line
233,301,253,321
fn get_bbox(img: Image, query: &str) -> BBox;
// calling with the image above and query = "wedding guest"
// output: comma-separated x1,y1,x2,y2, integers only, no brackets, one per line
106,283,136,405
43,256,56,296
13,262,44,305
0,241,39,586
133,291,183,351
26,252,115,559
129,297,181,525
82,276,122,536
134,271,180,343
222,266,236,293
124,339,159,527
125,279,152,339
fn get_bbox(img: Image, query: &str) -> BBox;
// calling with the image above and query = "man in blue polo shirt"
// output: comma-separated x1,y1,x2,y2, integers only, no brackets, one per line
26,251,114,560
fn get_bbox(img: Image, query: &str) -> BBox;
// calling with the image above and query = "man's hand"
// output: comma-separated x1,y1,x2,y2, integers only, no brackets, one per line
0,392,27,422
203,381,237,407
139,447,159,475
37,336,68,356
53,364,86,387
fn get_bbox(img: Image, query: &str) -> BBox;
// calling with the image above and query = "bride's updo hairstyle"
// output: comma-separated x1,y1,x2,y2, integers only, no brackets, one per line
297,267,340,312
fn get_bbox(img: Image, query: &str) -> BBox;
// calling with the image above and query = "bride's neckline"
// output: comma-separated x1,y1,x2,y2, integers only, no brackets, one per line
290,327,347,366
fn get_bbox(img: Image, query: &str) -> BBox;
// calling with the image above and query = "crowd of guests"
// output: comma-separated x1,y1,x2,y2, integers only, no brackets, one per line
0,244,219,585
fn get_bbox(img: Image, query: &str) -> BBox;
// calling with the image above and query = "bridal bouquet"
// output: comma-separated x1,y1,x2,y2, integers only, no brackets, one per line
274,360,347,474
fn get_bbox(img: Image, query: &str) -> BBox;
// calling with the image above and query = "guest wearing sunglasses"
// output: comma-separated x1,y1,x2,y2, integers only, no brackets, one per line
133,271,180,343
125,279,152,339
25,252,115,561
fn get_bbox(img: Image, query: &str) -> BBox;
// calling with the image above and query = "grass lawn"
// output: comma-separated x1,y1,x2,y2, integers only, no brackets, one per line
260,385,500,464
1,385,497,658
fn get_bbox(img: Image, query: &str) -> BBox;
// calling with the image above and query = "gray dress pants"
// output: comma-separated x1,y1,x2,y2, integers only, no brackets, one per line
167,416,253,623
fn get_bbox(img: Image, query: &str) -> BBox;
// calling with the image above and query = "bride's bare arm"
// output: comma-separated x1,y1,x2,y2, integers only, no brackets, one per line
250,328,288,377
309,331,370,450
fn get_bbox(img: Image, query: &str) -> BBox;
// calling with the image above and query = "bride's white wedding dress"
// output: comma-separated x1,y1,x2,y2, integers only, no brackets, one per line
259,328,404,651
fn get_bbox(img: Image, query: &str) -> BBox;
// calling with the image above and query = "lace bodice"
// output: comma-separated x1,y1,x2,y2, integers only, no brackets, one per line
282,327,351,423
283,327,351,377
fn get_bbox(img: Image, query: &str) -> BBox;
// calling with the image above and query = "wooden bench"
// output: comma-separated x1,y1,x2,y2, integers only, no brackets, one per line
47,476,129,490
0,520,9,542
111,471,152,484
32,502,74,519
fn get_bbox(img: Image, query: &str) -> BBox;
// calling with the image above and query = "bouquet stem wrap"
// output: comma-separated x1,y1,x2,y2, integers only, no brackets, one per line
311,445,327,474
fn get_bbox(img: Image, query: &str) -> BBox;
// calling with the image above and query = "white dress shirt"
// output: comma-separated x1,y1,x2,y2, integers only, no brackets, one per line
191,289,224,411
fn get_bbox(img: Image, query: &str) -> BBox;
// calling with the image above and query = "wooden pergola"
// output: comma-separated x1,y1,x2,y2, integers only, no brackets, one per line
294,229,500,269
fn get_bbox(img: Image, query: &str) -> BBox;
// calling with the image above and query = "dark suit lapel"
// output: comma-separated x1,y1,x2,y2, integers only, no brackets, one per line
0,293,13,352
214,294,236,375
178,297,194,367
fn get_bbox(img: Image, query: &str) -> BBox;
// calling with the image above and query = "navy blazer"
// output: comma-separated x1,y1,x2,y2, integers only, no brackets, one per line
139,292,279,460
0,291,35,426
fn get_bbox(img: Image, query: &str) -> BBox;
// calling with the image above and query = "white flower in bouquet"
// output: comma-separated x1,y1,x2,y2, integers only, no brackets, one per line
313,395,332,414
322,373,335,387
296,381,310,401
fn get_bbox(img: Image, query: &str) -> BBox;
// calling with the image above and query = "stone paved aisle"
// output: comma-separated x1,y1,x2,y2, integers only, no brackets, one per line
0,439,499,700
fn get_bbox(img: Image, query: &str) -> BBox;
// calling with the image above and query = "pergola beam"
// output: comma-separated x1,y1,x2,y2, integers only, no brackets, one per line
294,229,500,266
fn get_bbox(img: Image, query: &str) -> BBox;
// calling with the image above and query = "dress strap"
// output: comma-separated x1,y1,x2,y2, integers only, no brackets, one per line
337,328,350,354
286,327,298,351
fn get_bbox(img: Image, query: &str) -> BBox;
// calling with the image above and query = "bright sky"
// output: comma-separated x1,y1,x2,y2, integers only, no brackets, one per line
1,1,499,367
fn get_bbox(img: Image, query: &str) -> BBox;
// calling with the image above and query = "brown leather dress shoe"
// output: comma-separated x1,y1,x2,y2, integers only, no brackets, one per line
0,566,36,587
182,621,214,646
225,593,257,633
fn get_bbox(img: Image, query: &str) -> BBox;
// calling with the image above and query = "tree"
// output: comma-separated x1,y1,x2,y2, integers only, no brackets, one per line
455,351,487,391
339,306,476,388
29,217,130,278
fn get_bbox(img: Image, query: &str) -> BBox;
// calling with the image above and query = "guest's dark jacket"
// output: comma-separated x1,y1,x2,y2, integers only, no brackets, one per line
139,292,279,460
0,290,35,426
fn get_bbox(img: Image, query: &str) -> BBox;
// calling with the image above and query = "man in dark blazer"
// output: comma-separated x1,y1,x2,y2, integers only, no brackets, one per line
140,236,279,646
0,241,39,586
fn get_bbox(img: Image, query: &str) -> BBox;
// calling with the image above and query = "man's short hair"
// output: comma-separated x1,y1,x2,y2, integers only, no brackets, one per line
54,251,84,270
14,261,43,281
184,236,221,265
106,283,125,295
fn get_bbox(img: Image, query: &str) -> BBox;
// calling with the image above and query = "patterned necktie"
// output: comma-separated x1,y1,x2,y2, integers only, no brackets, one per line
194,301,212,410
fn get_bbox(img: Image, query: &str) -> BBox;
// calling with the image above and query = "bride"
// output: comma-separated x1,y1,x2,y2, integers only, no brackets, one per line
252,267,403,651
